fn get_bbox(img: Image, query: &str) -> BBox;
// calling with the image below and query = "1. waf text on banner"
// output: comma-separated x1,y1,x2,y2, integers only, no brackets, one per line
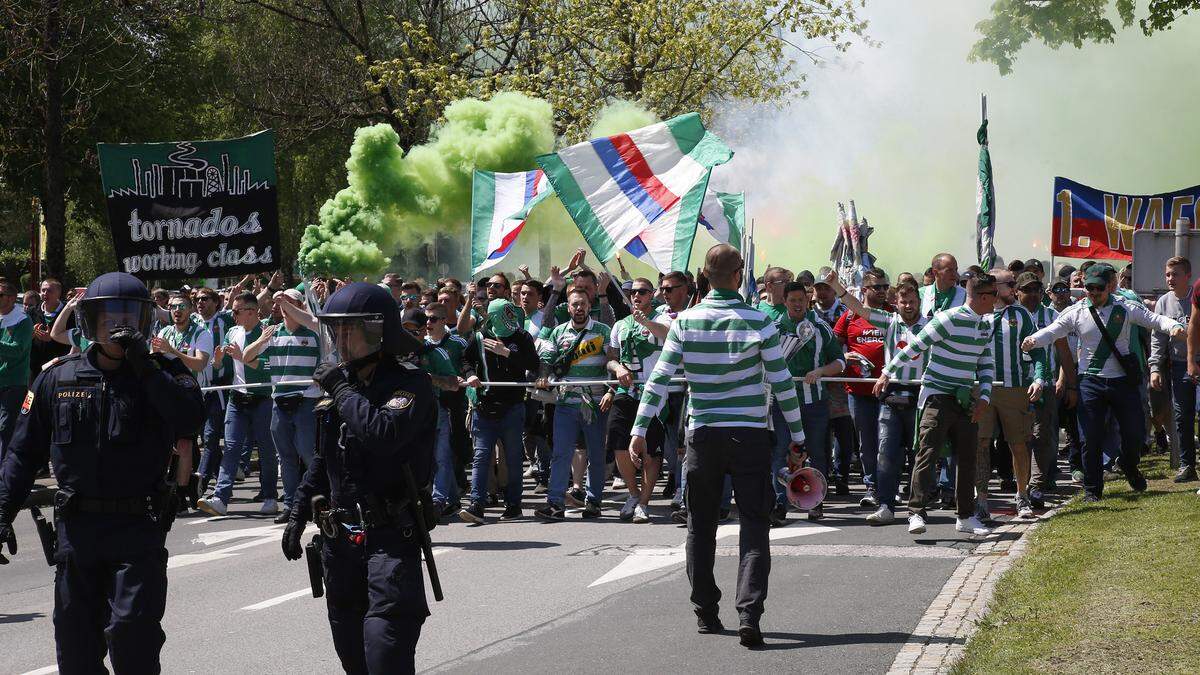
1051,176,1200,261
97,130,280,279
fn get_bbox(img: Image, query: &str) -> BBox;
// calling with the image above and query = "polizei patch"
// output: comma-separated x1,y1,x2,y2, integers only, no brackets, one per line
386,390,414,410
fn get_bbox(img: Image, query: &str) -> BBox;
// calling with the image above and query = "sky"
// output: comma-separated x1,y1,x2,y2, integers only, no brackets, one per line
705,0,1200,276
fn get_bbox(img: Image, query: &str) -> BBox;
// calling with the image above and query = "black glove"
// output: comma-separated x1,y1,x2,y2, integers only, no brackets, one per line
313,362,350,399
110,328,153,378
281,518,305,561
0,521,16,564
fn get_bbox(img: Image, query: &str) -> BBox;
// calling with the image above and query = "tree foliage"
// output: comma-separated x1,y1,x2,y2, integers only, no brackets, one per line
971,0,1200,75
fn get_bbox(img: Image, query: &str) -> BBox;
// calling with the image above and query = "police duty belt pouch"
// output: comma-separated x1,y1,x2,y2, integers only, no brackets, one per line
1088,306,1143,386
275,394,305,413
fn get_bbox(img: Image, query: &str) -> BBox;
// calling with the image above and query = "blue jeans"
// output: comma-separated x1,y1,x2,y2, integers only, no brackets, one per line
549,405,608,507
197,392,226,481
771,400,830,507
877,403,918,509
432,405,458,505
1170,361,1197,468
849,394,881,490
662,393,687,507
470,405,526,507
215,397,277,504
1078,375,1144,497
273,397,316,509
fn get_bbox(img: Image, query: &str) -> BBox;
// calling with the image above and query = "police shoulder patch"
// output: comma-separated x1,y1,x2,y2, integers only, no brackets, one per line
20,390,34,414
314,396,335,412
386,390,414,410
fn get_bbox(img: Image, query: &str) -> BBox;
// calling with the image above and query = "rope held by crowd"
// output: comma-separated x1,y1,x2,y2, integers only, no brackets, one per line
198,375,1006,393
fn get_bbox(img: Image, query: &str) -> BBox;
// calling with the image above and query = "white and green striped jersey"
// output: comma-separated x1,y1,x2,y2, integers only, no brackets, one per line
883,304,995,406
987,303,1047,389
539,318,611,407
157,321,214,385
919,284,966,317
265,324,322,398
1027,304,1059,378
865,308,930,384
632,289,806,443
609,315,661,398
651,305,688,393
781,311,844,405
198,309,235,384
223,323,272,393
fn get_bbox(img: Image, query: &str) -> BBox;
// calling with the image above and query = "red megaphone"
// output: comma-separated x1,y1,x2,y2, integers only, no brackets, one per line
776,466,828,511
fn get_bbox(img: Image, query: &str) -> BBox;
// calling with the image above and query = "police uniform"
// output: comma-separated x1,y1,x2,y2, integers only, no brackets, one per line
0,321,204,672
283,282,437,675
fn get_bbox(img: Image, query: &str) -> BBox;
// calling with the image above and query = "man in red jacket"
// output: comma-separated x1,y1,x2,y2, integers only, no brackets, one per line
833,268,891,507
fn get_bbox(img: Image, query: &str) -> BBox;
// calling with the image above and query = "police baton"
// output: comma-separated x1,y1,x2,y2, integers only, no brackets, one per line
29,505,56,567
400,464,443,601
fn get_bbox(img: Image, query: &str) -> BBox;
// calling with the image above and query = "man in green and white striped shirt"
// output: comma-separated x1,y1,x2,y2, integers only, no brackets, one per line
768,280,844,524
244,289,322,520
876,272,997,537
1016,272,1070,506
533,288,613,520
630,244,804,644
826,274,929,525
975,269,1047,520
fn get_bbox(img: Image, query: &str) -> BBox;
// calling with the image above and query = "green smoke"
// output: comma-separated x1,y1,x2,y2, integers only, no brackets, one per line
299,91,555,276
588,100,661,138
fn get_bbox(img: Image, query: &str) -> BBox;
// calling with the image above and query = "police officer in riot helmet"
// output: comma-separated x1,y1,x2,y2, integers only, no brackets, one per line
281,282,437,675
0,271,205,673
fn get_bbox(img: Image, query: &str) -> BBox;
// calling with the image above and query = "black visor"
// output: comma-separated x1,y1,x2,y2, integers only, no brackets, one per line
78,298,155,344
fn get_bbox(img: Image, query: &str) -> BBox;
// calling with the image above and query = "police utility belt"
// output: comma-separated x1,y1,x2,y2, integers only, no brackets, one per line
320,495,420,534
54,488,169,520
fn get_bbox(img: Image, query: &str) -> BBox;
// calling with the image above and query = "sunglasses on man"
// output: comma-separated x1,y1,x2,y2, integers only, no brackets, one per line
631,287,654,296
659,284,684,293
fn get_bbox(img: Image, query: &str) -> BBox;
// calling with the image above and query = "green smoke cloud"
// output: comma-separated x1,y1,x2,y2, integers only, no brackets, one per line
588,99,661,138
299,91,555,276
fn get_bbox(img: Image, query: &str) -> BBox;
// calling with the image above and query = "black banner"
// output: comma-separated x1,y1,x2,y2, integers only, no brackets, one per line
97,131,279,280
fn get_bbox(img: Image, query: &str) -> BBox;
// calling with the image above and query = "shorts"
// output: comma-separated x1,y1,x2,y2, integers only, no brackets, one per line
606,393,665,460
977,385,1034,442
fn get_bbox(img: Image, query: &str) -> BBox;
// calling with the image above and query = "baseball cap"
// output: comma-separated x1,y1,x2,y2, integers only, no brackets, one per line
797,270,815,286
1084,263,1116,287
1015,271,1042,290
1056,263,1076,280
1024,258,1044,272
280,288,304,302
1050,279,1069,293
815,267,833,287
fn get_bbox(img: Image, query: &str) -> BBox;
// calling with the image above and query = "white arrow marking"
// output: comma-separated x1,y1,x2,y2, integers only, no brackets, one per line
241,588,312,611
168,524,285,569
589,521,837,588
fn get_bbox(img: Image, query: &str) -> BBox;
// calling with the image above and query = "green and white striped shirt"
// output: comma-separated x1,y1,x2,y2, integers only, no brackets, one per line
883,304,995,406
988,303,1047,389
1027,304,1059,379
157,321,214,385
609,315,662,398
780,311,844,404
865,308,930,385
539,318,611,407
633,289,805,442
265,324,322,398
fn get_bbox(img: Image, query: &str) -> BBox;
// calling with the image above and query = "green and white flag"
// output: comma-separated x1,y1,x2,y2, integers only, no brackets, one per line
700,189,745,249
976,119,997,270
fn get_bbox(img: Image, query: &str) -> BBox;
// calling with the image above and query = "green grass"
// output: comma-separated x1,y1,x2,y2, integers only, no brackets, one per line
953,456,1200,675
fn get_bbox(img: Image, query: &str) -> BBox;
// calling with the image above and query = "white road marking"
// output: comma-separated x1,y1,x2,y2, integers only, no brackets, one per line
589,521,837,587
187,515,233,525
18,667,58,675
241,588,312,611
170,524,285,570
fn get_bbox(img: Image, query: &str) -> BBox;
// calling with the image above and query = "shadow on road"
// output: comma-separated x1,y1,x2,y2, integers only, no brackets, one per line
755,630,912,651
436,540,559,551
0,612,44,624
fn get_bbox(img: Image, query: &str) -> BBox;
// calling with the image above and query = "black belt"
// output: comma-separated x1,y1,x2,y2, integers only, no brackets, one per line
330,497,415,530
58,494,153,516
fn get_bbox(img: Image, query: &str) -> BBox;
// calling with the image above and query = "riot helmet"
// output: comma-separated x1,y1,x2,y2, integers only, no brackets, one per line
317,282,417,364
76,272,155,344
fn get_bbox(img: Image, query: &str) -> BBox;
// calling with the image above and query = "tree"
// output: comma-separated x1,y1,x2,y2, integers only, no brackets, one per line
971,0,1200,75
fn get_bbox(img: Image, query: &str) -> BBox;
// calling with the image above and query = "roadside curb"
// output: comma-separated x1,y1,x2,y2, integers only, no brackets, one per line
885,504,1063,674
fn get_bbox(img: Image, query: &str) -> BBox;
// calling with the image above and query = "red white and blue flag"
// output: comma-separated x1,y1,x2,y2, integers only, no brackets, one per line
537,113,733,274
470,169,552,274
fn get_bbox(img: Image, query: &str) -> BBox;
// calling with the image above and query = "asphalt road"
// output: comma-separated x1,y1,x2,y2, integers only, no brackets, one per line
0,474,1021,674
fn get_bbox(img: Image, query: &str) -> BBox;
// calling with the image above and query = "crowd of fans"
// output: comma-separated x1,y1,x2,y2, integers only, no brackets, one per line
0,246,1193,535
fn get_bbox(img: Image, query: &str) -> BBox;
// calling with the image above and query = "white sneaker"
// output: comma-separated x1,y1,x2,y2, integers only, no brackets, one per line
866,505,895,525
613,477,627,491
956,516,993,536
197,495,228,517
632,504,650,524
260,499,279,515
620,494,638,521
907,512,926,534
